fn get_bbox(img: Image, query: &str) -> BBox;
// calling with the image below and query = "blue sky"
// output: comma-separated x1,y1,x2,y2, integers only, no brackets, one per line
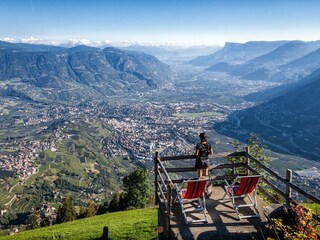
0,0,320,45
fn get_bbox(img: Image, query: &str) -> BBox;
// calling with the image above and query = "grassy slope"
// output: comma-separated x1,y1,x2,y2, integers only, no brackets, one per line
0,208,157,240
0,119,137,214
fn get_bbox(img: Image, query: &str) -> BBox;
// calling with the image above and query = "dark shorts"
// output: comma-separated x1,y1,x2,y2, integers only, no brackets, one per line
195,157,210,169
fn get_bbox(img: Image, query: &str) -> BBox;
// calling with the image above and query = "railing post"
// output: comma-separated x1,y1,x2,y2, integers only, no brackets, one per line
286,169,292,208
245,147,250,176
166,181,172,240
154,152,159,205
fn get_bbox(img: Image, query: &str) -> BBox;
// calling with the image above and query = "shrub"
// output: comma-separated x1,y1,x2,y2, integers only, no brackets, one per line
269,204,318,240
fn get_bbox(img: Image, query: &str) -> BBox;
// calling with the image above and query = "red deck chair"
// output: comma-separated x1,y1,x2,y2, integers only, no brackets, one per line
223,175,261,219
175,180,208,225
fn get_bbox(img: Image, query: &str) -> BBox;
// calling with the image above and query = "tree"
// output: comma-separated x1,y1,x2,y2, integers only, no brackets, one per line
26,212,39,230
246,133,270,165
77,206,86,219
97,201,109,215
0,210,17,226
108,192,125,212
85,200,97,217
56,196,76,223
122,168,151,209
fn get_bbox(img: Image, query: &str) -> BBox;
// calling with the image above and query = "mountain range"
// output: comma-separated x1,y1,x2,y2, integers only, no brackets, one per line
193,40,320,84
189,41,288,66
0,41,172,101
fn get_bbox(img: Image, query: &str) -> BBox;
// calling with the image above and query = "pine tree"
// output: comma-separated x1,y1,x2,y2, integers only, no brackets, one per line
246,133,270,165
56,196,76,223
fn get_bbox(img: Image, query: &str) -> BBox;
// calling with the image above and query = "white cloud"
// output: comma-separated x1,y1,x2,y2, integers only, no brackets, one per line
0,37,220,47
0,37,56,45
1,37,16,43
65,39,113,47
20,37,43,44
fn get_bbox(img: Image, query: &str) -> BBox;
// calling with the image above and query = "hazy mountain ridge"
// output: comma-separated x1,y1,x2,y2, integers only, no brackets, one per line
247,40,319,65
119,44,222,63
189,41,288,66
245,68,320,101
204,40,320,84
280,48,320,72
0,41,172,101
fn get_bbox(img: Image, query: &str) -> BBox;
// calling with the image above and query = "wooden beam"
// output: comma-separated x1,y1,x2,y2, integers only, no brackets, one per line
245,153,286,182
171,175,241,184
154,152,159,205
246,165,288,199
246,154,320,204
286,169,292,208
165,163,246,173
209,163,246,171
226,151,246,157
157,159,173,186
165,167,196,173
160,155,196,161
288,181,320,204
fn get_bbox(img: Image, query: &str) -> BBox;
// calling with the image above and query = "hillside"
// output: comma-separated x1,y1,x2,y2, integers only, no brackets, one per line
281,48,320,72
247,41,319,65
0,41,172,102
215,68,320,159
245,68,320,101
0,112,138,219
0,208,157,240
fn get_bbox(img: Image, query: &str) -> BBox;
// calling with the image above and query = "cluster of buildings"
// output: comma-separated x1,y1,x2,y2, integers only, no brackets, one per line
293,167,320,201
0,141,39,180
101,101,228,160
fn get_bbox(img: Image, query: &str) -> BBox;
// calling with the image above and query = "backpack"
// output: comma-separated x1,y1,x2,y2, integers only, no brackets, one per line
197,143,211,157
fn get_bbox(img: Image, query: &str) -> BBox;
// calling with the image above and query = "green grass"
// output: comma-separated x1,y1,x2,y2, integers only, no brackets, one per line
0,208,158,240
303,203,320,215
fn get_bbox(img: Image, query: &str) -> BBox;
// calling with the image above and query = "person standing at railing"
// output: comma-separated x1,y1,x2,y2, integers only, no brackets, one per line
195,132,213,178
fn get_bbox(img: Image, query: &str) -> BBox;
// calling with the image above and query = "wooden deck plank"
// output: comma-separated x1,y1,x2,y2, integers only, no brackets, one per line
170,186,268,240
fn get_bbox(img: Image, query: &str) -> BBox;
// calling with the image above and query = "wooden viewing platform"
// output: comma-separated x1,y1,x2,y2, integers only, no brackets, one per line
170,185,268,239
154,149,320,240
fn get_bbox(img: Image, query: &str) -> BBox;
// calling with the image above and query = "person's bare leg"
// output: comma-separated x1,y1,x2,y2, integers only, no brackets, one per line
203,168,212,197
204,168,209,177
197,169,202,178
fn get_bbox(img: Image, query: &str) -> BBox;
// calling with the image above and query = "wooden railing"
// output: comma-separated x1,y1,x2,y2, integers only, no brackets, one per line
154,149,320,240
